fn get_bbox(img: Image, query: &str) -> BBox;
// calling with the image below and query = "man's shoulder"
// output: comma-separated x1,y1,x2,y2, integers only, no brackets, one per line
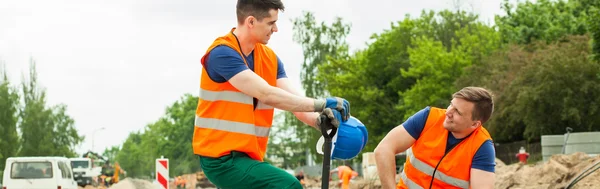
428,106,446,115
209,45,239,56
474,140,496,158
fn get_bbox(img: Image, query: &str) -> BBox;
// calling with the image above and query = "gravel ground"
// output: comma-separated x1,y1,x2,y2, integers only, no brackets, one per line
78,178,156,189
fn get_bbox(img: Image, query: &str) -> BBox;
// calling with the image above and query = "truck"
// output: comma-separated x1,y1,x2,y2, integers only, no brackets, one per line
69,157,102,187
77,150,125,187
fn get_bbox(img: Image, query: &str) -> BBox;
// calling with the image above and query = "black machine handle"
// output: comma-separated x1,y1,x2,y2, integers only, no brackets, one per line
319,114,337,189
319,114,338,139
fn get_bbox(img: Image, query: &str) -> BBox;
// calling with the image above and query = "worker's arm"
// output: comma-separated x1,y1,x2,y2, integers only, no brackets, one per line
276,77,321,129
374,125,416,189
470,169,494,189
470,140,496,189
206,47,346,114
229,70,320,112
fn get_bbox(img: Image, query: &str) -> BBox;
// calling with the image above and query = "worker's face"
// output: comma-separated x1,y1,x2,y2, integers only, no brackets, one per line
443,98,481,133
249,9,279,44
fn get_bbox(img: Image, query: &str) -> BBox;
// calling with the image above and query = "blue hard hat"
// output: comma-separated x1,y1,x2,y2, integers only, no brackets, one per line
330,116,368,160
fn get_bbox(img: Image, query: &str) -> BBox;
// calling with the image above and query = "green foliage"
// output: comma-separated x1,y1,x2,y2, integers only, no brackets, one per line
292,11,351,98
588,6,600,60
313,10,500,153
115,94,198,178
265,112,311,168
0,64,20,179
401,20,501,120
495,0,589,44
102,145,120,163
18,60,83,157
458,35,600,142
265,11,352,166
0,60,82,179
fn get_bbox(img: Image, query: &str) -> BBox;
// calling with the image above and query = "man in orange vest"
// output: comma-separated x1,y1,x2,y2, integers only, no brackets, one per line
374,87,496,189
330,165,359,189
193,0,351,188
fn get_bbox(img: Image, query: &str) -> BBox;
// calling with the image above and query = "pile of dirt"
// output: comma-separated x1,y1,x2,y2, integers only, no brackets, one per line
168,171,216,189
301,176,381,189
495,152,600,189
106,179,137,189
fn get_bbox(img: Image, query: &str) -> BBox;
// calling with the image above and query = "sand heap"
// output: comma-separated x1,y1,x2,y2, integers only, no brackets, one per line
495,152,600,189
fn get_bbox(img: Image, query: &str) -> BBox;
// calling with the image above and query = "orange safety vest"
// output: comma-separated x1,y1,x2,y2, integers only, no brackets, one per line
397,107,492,189
192,28,278,162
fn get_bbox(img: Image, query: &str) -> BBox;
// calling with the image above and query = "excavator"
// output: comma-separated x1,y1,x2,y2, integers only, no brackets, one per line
80,151,126,187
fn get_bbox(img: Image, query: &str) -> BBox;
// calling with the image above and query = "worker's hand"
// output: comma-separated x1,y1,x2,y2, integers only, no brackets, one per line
314,97,350,121
316,108,343,131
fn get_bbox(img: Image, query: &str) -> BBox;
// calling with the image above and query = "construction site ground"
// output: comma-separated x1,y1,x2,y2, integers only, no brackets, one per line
77,152,600,189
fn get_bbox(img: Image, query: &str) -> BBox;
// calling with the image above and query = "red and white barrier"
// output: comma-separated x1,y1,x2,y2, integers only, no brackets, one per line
156,156,169,189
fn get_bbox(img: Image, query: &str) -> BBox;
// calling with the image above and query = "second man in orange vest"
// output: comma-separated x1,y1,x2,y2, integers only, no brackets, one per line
375,87,496,189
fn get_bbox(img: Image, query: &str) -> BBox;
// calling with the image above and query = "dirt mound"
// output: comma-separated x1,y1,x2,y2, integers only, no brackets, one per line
299,175,381,189
495,152,600,189
169,172,217,189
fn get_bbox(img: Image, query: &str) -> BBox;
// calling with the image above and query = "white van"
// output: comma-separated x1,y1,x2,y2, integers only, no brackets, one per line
2,157,78,189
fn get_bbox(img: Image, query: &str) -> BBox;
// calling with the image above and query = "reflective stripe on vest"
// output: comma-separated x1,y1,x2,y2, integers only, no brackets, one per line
400,171,424,189
407,153,469,189
195,116,271,137
200,89,273,110
200,89,252,104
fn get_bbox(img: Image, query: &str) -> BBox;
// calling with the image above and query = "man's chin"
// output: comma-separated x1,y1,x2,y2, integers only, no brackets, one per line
442,123,451,131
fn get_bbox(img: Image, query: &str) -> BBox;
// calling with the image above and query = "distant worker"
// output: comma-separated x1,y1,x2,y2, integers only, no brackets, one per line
192,0,352,188
375,87,496,189
330,165,358,189
295,171,306,186
516,146,530,164
176,176,187,189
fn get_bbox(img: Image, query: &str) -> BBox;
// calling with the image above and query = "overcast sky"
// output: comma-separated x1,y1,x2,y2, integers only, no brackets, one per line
0,0,505,156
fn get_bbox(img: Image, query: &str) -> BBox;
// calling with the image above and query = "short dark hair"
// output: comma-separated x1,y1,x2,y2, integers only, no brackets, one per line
236,0,285,25
452,87,494,124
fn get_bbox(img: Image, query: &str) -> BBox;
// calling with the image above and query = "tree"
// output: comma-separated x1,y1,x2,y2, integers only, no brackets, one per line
316,10,500,152
265,112,308,168
457,35,600,142
588,6,600,60
102,145,120,163
267,11,351,165
503,35,600,141
495,0,589,44
292,11,351,99
400,17,501,120
0,63,20,178
116,132,145,177
18,60,83,157
115,94,199,177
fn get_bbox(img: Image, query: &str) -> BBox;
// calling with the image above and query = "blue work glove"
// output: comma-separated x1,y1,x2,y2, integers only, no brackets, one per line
316,108,344,131
314,97,350,121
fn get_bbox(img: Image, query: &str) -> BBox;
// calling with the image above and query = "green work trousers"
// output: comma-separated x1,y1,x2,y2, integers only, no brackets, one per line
199,151,303,189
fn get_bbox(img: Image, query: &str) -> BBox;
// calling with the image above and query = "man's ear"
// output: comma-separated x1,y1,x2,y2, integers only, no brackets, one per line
245,16,255,27
471,120,481,128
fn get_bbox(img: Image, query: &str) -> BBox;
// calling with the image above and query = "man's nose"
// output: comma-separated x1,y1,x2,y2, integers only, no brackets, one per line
272,24,278,32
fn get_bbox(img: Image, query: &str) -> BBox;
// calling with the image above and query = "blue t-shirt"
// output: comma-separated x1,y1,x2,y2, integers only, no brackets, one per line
205,45,287,82
402,106,496,173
